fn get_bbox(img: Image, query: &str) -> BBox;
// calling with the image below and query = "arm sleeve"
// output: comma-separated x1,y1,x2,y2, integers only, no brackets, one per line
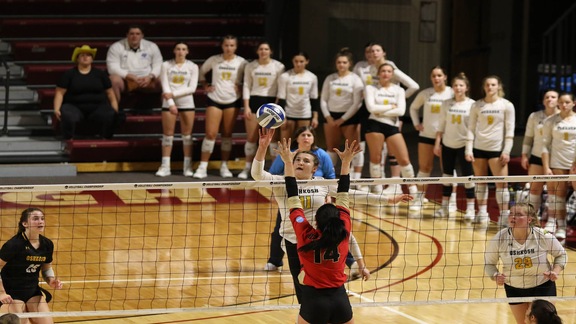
172,63,199,98
392,67,420,98
522,113,535,155
364,85,399,115
242,63,253,100
541,118,553,155
309,74,319,100
484,235,500,278
320,76,331,118
465,103,479,156
285,176,299,198
340,77,364,121
409,90,425,127
548,235,568,269
348,233,363,260
277,73,287,100
198,56,214,82
437,100,448,133
502,101,516,154
150,43,163,78
106,43,128,78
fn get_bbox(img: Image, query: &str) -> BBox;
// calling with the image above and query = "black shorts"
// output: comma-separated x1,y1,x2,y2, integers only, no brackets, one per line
504,280,556,305
329,111,360,126
206,97,241,110
161,107,195,112
249,96,277,113
2,285,44,305
299,284,353,324
473,148,501,160
419,136,435,145
365,119,400,138
529,155,543,166
287,116,312,122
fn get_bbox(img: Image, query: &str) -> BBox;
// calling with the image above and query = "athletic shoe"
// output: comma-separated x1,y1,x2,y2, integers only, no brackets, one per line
155,165,171,177
220,164,233,178
544,221,557,234
449,194,457,213
371,185,383,194
263,262,282,272
382,184,402,195
237,168,250,179
407,198,424,218
183,166,194,177
434,208,448,218
193,166,208,179
464,209,475,221
473,211,489,225
355,185,370,192
350,261,361,280
555,228,566,240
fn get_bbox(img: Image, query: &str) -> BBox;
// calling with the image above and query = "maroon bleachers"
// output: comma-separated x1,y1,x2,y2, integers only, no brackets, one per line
0,0,266,16
0,17,264,39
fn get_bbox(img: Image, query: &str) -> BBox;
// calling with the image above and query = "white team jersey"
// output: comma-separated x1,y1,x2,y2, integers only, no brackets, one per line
199,54,247,105
364,83,406,126
541,113,576,169
438,98,475,149
368,60,419,98
466,98,515,154
485,227,567,289
410,87,454,139
277,69,318,118
242,59,285,99
353,60,376,87
320,72,364,120
523,110,558,158
160,59,199,108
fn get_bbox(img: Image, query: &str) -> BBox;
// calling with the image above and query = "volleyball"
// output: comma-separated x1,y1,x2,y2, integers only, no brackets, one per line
256,103,286,129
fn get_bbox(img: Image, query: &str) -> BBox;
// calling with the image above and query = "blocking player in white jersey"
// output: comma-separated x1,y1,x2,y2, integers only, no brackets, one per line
541,93,576,239
252,128,411,303
465,75,516,226
410,66,454,205
193,35,247,179
485,203,566,324
320,48,364,170
238,42,285,179
277,52,319,143
521,90,559,216
434,72,476,219
364,63,422,215
155,41,199,177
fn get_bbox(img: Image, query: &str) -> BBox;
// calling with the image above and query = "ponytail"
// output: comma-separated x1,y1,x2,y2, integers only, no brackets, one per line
298,204,348,253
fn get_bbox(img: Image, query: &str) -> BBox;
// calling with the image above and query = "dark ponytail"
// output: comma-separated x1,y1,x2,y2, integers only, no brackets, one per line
298,204,348,253
529,299,563,324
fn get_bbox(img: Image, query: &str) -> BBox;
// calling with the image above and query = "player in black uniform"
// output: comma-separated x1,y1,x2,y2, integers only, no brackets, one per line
0,208,63,323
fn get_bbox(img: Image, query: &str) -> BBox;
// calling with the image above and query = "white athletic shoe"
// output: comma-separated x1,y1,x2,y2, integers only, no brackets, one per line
350,261,361,280
355,185,370,192
555,228,566,240
220,164,233,178
193,166,208,179
155,165,171,177
371,185,383,194
382,184,402,195
544,221,557,234
263,263,282,272
473,211,490,225
434,208,448,218
183,166,194,177
237,168,250,179
464,209,475,221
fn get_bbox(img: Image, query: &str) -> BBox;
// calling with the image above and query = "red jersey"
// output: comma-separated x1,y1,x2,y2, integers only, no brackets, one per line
289,195,351,289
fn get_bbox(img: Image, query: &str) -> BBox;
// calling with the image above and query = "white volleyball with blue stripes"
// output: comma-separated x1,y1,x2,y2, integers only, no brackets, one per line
256,103,286,129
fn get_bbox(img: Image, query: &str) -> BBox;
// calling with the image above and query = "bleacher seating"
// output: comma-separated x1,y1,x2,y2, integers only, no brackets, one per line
0,0,266,165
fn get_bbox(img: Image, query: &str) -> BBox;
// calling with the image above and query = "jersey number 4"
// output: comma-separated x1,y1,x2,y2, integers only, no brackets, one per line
314,247,340,264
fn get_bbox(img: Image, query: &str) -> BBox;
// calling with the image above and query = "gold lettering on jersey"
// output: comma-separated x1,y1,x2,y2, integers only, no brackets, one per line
258,77,268,87
26,256,46,262
451,114,462,124
298,87,304,95
336,88,342,96
171,75,185,84
513,257,533,269
221,72,232,81
487,115,494,125
299,196,312,209
366,76,372,85
564,132,569,141
431,104,441,114
383,99,389,105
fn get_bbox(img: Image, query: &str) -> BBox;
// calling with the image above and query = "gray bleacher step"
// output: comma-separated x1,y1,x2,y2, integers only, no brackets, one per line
0,163,76,177
2,126,54,137
4,111,46,126
0,86,38,102
0,41,11,54
0,136,63,152
0,62,24,79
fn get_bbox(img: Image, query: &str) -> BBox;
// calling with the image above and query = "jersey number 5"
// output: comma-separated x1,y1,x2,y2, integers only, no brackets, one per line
314,246,340,264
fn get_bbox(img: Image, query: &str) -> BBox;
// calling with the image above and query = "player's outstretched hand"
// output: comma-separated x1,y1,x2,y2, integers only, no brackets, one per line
333,139,361,165
258,128,275,148
276,138,297,166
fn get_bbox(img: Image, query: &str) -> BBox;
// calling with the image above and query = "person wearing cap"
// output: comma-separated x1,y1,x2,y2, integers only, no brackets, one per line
53,45,118,140
106,25,163,103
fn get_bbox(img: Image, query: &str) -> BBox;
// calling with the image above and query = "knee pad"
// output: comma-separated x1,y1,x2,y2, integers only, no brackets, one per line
221,137,232,151
476,184,488,201
182,135,192,146
352,150,364,168
244,142,257,157
495,187,510,205
387,155,398,166
528,193,541,206
161,135,174,147
370,162,382,178
201,138,216,153
400,164,415,178
417,171,431,178
547,195,565,211
442,184,452,197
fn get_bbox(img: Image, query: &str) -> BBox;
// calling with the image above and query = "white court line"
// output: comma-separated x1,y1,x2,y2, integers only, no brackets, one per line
348,291,429,324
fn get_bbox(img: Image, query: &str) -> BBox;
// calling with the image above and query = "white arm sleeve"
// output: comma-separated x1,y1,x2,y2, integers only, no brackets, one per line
348,233,363,260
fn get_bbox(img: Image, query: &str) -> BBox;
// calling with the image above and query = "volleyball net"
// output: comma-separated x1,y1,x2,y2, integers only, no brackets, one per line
1,175,575,320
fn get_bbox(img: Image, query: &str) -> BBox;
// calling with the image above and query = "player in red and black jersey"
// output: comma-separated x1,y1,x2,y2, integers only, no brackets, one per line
0,208,63,323
280,137,359,324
